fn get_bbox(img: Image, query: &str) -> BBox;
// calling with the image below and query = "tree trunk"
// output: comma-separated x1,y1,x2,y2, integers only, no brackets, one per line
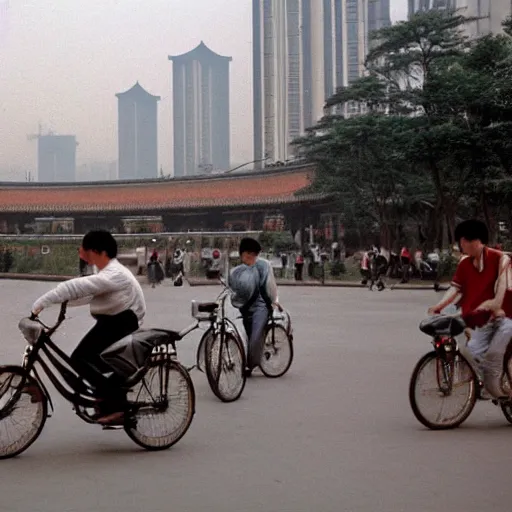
444,203,455,248
481,190,496,245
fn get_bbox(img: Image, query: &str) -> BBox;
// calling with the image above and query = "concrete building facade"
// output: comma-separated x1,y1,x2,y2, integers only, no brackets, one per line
169,42,232,177
116,82,160,180
408,0,512,36
253,0,389,166
37,135,77,182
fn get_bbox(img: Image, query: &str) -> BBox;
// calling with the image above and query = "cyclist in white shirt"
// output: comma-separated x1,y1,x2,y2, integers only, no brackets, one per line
32,230,146,423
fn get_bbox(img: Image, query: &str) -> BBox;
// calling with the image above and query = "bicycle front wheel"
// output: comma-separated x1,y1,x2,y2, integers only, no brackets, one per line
124,360,195,451
409,351,476,430
260,325,294,378
196,328,214,373
0,366,48,460
205,332,246,402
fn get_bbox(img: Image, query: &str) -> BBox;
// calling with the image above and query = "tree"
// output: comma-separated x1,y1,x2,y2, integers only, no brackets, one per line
294,10,512,250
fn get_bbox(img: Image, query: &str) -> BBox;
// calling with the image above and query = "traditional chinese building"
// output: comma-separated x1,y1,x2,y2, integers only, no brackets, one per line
0,164,340,243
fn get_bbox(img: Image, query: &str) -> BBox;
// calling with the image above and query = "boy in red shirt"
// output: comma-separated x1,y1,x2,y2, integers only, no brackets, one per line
428,220,512,397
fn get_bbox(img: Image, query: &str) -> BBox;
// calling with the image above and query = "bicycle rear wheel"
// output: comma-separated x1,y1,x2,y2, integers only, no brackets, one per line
124,359,195,451
500,351,512,423
260,325,293,378
409,351,476,430
205,331,246,402
0,366,47,460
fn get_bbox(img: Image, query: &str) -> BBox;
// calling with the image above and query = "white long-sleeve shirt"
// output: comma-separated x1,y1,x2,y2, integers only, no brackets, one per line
32,258,146,324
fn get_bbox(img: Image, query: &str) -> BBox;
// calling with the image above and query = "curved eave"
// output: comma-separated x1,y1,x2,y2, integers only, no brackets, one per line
115,82,161,101
0,193,332,214
0,163,313,189
168,41,232,63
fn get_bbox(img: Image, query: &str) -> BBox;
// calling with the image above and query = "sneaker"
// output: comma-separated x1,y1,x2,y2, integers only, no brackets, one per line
477,382,492,400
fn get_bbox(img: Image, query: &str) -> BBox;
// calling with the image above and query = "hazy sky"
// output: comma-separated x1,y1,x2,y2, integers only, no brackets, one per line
0,0,408,179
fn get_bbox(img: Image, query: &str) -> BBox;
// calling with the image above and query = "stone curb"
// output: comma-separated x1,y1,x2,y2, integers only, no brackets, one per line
0,273,448,291
187,278,447,291
0,273,73,282
0,273,147,283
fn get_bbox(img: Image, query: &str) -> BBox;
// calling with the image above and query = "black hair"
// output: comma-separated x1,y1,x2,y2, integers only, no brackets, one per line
239,237,262,255
454,220,489,245
81,230,118,258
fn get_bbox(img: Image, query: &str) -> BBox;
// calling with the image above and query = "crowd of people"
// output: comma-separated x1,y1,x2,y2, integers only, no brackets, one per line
359,246,444,289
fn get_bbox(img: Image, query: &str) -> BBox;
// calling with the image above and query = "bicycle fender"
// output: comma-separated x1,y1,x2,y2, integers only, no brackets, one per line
0,364,53,415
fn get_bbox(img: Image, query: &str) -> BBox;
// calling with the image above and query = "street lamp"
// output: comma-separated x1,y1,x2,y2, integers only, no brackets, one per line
223,156,271,174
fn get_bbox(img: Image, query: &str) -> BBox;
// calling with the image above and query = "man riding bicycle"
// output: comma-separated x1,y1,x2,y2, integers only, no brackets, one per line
229,238,279,377
31,230,146,423
428,220,512,397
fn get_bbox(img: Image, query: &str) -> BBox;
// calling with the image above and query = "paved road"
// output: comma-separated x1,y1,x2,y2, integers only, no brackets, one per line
0,280,511,511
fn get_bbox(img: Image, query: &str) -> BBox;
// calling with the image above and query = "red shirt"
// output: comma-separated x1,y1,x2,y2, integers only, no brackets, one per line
452,247,509,316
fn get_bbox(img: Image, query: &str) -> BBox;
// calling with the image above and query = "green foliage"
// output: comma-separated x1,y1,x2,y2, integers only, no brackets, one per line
259,232,297,254
330,260,346,277
294,10,512,251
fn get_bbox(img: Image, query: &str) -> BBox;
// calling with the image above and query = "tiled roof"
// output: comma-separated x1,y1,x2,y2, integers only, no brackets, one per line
0,167,328,214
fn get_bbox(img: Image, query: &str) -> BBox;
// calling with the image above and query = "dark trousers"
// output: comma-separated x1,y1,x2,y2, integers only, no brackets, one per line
242,306,270,370
71,310,139,400
400,256,411,282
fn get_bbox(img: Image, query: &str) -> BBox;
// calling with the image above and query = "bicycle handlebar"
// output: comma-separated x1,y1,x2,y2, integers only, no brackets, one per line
32,301,68,336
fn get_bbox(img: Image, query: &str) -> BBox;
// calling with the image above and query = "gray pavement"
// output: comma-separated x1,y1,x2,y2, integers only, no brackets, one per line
0,280,511,511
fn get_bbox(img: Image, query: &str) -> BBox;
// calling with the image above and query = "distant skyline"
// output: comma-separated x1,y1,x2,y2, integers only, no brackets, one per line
0,0,408,180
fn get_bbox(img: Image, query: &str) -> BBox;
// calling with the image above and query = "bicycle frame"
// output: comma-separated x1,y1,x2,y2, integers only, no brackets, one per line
190,288,242,370
21,329,111,414
17,303,202,417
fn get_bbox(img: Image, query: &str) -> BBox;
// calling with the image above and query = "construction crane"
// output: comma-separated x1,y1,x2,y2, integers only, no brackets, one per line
27,123,56,141
27,124,78,146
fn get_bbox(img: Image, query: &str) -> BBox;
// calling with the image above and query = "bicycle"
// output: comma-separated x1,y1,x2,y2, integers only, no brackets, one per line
0,302,195,459
409,313,512,430
211,278,294,378
192,285,247,402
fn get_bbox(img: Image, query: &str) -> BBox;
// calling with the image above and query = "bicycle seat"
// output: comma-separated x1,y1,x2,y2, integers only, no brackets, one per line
135,328,182,342
419,316,465,337
197,302,218,313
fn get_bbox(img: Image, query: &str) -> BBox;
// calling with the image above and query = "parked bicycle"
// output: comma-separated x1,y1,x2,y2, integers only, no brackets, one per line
0,302,195,460
409,313,512,430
